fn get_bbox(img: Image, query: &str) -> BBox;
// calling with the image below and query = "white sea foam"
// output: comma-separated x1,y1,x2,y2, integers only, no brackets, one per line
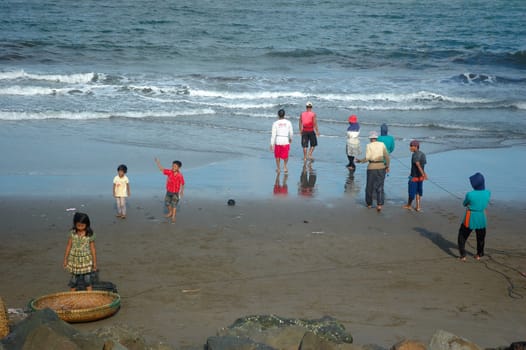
0,70,101,84
318,91,491,105
0,86,76,96
189,89,308,100
186,88,496,109
0,109,215,121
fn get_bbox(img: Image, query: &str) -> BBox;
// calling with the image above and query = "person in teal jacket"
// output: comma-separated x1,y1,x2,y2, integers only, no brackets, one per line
377,123,395,154
458,172,491,261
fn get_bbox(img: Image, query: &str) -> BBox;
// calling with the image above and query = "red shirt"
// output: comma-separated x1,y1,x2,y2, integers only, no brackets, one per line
163,169,185,193
300,111,315,132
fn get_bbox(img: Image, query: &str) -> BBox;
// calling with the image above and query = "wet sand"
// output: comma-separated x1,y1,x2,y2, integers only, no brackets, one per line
1,194,525,349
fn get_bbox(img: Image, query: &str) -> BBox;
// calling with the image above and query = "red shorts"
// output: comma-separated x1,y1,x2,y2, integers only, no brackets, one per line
274,144,290,159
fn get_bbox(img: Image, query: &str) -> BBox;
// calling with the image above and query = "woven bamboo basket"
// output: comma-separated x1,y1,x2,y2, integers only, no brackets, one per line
0,296,9,338
29,291,120,323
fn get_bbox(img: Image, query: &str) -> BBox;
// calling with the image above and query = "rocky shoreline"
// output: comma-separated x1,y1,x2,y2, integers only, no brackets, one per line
1,308,524,350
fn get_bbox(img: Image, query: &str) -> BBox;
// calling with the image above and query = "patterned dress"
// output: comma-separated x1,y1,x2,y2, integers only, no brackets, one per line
66,231,95,274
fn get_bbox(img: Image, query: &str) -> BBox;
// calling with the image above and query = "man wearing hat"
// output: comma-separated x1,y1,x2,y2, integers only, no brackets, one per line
357,131,390,211
299,101,319,161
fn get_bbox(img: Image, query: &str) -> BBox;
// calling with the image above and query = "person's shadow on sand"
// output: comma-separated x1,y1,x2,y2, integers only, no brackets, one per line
414,227,458,258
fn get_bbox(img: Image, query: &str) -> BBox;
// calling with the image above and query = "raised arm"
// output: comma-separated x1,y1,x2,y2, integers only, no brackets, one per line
154,158,165,172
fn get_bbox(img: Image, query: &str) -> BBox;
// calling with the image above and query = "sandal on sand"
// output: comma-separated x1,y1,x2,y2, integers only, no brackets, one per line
475,255,481,260
402,205,413,211
459,257,467,262
376,206,382,212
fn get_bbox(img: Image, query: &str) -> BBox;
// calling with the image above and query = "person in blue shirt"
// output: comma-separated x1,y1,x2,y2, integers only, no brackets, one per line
457,172,491,261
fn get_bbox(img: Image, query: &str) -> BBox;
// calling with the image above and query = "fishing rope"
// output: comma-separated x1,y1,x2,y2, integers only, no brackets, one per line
390,153,463,200
121,256,452,299
320,120,463,200
465,241,526,299
391,147,526,299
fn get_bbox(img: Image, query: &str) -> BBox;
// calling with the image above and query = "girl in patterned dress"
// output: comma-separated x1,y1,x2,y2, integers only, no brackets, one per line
63,212,97,291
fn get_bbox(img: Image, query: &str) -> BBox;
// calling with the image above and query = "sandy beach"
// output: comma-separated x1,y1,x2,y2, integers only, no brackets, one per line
3,1,526,348
1,192,525,349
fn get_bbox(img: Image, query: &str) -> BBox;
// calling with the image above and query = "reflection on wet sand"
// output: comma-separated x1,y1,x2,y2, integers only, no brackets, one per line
298,161,316,197
344,168,360,196
273,173,289,196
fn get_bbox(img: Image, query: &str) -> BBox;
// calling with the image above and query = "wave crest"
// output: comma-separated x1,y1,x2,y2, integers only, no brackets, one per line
0,70,101,84
0,109,216,121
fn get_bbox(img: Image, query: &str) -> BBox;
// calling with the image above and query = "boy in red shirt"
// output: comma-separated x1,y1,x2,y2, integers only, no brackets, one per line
155,158,185,223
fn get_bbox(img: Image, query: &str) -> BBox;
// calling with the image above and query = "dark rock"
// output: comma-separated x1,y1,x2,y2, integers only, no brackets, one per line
228,199,236,206
508,343,526,350
429,330,481,350
363,344,388,350
93,324,147,350
218,315,352,349
206,335,276,350
366,344,387,350
300,331,365,350
22,325,80,350
0,308,104,350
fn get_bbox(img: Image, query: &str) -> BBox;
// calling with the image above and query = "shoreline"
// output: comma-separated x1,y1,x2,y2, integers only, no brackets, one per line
1,195,525,349
2,144,526,203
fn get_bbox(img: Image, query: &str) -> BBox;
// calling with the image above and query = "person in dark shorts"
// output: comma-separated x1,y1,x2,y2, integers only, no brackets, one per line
155,158,185,223
299,101,320,161
403,140,427,212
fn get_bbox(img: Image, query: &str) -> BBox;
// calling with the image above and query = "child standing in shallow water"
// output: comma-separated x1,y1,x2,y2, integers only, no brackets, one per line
155,158,185,223
113,164,130,219
458,172,491,261
63,212,97,291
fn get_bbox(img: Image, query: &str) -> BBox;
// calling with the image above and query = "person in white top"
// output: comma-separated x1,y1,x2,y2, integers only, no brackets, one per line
270,109,293,174
357,131,390,211
113,164,130,219
346,114,361,170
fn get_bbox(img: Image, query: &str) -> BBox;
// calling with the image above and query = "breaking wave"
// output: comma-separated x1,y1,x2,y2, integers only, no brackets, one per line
0,70,102,84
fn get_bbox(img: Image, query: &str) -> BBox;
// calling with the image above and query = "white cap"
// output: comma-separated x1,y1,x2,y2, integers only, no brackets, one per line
306,101,313,107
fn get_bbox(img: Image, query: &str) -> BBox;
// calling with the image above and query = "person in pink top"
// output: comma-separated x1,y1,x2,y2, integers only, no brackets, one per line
155,158,185,223
299,101,320,161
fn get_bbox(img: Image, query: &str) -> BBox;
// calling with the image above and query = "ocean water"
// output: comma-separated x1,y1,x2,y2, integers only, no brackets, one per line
1,0,526,198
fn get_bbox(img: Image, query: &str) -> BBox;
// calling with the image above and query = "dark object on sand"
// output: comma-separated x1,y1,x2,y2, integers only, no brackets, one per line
76,270,118,293
227,199,236,206
92,281,118,294
29,291,121,323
